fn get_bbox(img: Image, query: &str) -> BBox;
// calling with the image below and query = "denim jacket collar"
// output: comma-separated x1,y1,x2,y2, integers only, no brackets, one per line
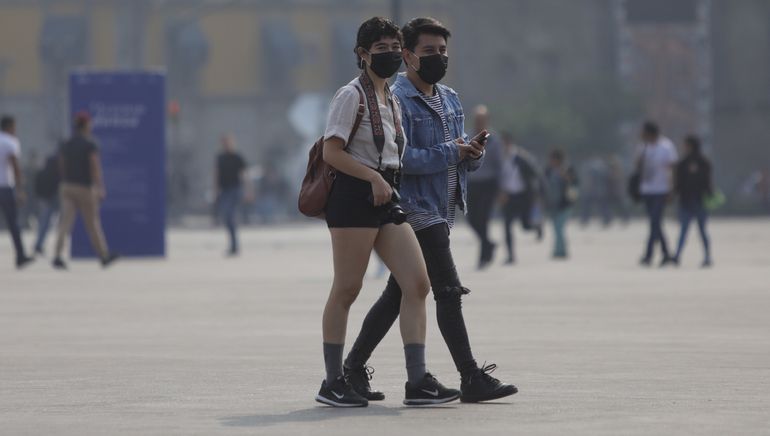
394,73,452,102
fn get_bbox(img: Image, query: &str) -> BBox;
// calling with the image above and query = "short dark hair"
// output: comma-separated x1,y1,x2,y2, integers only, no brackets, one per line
684,134,702,154
0,115,14,131
355,17,403,68
402,17,451,52
642,120,660,137
73,111,91,131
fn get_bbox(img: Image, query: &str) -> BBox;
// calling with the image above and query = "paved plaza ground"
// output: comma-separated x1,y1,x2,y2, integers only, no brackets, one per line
1,218,769,435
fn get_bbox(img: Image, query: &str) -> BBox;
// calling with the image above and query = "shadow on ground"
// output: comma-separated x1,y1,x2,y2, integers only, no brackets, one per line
219,403,479,428
220,405,401,427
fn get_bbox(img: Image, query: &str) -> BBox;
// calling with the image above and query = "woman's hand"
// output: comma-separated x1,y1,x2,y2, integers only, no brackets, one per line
369,173,393,206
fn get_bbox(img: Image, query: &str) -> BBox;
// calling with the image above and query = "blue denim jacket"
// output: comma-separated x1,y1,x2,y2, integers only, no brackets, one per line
391,73,483,217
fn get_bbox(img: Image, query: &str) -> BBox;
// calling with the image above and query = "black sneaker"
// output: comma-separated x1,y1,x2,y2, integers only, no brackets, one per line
403,372,460,406
344,364,385,401
16,256,34,269
101,253,120,268
315,376,368,408
460,363,518,403
52,257,67,270
659,256,676,268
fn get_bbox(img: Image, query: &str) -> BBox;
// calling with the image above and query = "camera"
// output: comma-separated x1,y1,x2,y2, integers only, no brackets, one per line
369,189,407,225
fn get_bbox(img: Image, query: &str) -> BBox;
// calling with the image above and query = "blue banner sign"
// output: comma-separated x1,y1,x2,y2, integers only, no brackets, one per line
68,71,166,257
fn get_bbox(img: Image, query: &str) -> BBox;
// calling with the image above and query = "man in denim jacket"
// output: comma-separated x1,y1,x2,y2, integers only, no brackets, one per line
344,17,518,404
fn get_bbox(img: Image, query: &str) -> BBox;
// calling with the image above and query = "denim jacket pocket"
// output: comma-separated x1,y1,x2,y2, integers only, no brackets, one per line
410,115,436,148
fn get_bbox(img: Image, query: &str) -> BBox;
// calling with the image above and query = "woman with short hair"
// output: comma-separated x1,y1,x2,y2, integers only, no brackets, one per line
315,16,459,408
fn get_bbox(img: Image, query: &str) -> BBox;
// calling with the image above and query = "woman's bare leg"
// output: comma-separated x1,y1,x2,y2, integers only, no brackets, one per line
373,223,430,346
323,228,379,343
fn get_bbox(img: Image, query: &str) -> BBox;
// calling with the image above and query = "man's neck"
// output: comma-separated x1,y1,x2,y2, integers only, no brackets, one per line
406,70,434,96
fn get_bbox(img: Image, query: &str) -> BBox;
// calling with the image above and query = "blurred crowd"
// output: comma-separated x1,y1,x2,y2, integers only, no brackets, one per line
2,105,769,268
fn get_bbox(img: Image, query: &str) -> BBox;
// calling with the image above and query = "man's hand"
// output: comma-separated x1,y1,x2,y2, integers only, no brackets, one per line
469,130,489,159
96,186,107,201
457,137,483,161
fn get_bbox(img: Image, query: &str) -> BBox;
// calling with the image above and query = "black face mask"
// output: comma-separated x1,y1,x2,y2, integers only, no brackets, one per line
365,51,403,79
415,54,448,84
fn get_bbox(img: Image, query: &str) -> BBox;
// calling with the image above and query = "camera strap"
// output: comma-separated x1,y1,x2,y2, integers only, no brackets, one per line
358,71,404,172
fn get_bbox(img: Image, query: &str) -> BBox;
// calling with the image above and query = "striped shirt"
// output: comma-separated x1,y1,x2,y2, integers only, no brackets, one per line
407,90,460,231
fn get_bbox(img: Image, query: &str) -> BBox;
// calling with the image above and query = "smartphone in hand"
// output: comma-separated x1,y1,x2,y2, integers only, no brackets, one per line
473,131,490,145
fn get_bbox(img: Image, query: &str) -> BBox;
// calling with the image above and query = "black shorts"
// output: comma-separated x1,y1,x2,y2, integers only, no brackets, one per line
325,170,400,228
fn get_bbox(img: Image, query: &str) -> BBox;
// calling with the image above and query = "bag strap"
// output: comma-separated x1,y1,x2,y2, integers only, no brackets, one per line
344,87,366,150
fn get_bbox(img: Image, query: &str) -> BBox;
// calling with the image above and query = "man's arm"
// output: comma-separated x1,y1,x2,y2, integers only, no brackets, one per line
89,151,105,199
9,154,22,189
402,132,483,175
8,154,25,203
396,96,477,175
401,138,463,175
667,142,679,168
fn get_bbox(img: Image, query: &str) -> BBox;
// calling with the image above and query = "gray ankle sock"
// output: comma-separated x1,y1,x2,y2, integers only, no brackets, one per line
323,343,344,384
404,343,427,385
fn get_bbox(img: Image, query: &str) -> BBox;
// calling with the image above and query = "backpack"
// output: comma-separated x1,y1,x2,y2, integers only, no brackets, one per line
298,87,365,218
34,155,60,199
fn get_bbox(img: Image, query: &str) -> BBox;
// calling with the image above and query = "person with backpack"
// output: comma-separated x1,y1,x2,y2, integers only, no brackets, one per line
312,17,458,408
673,135,714,267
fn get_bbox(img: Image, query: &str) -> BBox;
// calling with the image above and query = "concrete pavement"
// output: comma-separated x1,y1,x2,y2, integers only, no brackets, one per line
1,218,769,435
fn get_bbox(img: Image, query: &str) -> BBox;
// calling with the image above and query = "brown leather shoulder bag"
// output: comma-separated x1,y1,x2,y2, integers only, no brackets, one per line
298,87,365,218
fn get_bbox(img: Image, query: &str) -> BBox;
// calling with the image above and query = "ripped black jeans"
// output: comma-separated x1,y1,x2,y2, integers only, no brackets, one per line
345,223,478,376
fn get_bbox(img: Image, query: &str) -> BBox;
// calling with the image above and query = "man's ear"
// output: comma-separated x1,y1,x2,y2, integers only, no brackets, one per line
403,50,416,70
